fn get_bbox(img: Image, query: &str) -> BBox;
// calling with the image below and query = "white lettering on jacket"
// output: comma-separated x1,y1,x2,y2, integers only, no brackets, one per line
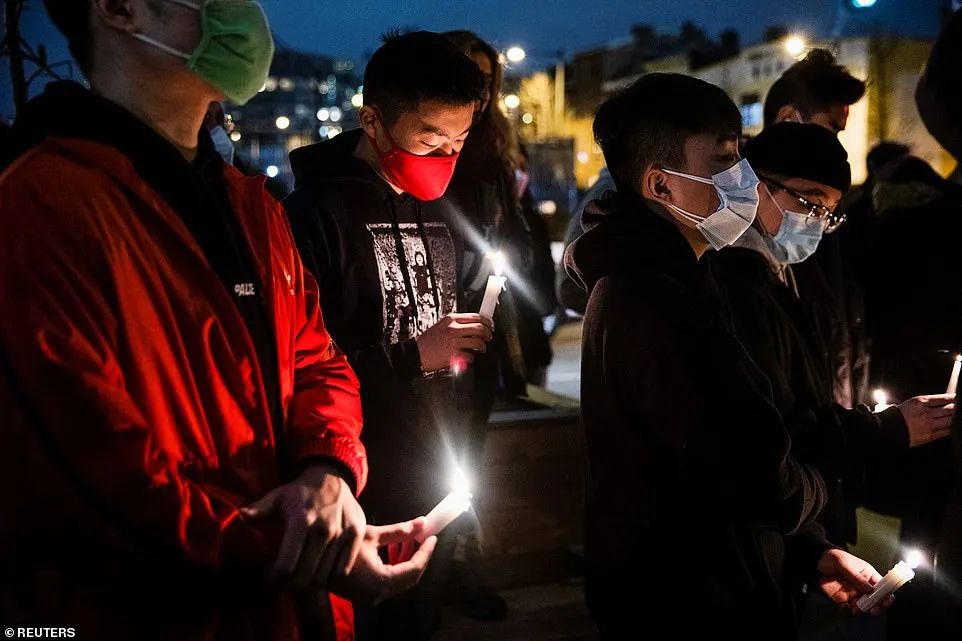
234,283,256,297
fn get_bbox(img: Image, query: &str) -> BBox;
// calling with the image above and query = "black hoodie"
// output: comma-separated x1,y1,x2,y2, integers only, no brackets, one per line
564,191,831,640
284,129,468,524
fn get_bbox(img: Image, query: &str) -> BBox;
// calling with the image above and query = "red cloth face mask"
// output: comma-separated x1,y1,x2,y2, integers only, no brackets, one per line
367,111,460,201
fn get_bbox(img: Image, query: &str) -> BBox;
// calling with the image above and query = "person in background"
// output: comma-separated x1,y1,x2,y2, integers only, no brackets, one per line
916,5,962,185
0,2,435,641
557,167,615,315
705,123,954,630
765,49,870,411
284,31,491,640
857,152,962,641
764,49,865,133
918,8,962,635
564,73,890,640
513,144,557,386
439,31,556,621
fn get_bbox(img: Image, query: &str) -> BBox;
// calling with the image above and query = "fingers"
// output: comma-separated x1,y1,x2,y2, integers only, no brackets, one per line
454,337,488,354
332,521,364,578
313,529,348,587
917,393,955,407
242,487,279,518
452,322,494,342
369,517,427,547
450,313,494,328
377,536,438,602
273,514,311,576
291,530,329,586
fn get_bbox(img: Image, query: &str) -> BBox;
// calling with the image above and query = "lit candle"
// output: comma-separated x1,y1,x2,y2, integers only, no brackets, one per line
855,550,922,612
479,251,507,321
872,388,892,413
416,466,473,543
947,354,961,395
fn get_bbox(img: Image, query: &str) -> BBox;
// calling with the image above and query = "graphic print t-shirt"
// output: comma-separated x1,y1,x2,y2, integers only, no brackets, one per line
367,222,458,343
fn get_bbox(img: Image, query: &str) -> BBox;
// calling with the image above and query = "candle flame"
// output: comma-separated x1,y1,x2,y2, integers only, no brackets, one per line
450,466,472,499
905,549,924,569
873,389,888,406
487,251,507,277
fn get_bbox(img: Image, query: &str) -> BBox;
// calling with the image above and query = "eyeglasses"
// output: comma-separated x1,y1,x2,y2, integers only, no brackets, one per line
764,177,846,233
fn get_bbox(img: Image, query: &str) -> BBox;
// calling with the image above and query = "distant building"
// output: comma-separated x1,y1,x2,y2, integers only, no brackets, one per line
228,46,361,189
516,27,950,192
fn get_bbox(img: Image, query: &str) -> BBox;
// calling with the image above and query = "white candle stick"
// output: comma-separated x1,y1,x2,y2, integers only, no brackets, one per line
856,558,917,612
416,467,473,543
479,251,507,321
947,354,961,395
872,389,892,414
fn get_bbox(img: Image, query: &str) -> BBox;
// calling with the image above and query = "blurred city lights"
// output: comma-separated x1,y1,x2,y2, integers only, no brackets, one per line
784,35,806,56
266,165,280,178
522,112,534,124
316,108,330,121
229,131,242,142
852,0,877,7
506,46,526,63
329,107,343,122
538,200,558,216
351,93,364,108
275,116,290,130
504,94,521,109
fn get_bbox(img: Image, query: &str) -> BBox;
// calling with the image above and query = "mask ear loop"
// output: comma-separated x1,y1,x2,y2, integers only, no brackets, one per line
131,33,192,59
130,0,201,60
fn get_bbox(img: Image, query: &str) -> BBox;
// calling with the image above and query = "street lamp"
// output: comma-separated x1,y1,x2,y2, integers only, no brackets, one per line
505,45,567,133
784,35,807,56
506,46,526,63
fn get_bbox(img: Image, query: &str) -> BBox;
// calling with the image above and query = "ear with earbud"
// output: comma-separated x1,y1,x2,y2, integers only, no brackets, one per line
642,166,673,205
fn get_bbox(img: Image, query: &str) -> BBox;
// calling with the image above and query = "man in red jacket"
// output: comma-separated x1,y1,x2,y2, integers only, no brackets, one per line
0,2,434,640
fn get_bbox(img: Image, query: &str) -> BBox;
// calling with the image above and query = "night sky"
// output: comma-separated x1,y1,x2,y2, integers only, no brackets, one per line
1,0,948,118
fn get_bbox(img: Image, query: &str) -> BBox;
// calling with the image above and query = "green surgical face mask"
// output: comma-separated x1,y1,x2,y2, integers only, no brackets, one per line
133,0,275,105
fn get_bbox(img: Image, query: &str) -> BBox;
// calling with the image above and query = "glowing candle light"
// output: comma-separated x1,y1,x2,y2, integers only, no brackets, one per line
947,354,961,395
872,389,892,413
479,251,507,321
417,466,473,543
856,550,922,612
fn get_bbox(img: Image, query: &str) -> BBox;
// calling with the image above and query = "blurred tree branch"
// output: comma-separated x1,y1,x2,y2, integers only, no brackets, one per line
2,0,74,116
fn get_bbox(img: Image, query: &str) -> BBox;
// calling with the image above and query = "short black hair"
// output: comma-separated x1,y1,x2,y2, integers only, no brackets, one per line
363,31,485,124
593,73,742,193
764,49,866,126
43,0,93,73
866,142,910,177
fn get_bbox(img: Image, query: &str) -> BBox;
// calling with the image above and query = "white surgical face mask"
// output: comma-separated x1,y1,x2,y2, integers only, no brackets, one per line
210,125,235,165
661,158,760,250
761,184,827,264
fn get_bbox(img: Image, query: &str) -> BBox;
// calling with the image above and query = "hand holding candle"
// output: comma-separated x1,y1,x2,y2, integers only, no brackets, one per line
479,251,507,321
855,550,923,613
416,466,473,543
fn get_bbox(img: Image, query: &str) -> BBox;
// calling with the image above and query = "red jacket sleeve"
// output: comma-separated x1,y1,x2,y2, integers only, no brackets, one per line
282,205,368,495
0,155,279,574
